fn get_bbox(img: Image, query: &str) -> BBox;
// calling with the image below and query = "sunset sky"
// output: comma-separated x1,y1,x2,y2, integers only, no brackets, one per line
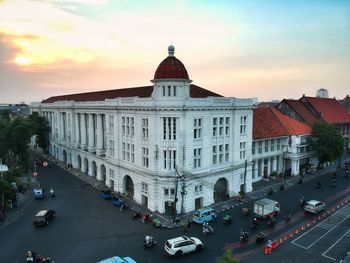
1,0,349,104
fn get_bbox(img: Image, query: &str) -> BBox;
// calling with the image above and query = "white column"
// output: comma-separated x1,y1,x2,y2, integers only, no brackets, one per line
80,113,87,150
88,114,95,152
75,113,80,147
96,114,105,155
260,159,264,179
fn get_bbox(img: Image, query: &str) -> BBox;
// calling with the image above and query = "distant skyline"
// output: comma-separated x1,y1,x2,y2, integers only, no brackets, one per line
1,0,349,104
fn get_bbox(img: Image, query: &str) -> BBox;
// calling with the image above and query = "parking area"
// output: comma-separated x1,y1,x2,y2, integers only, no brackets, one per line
292,203,350,261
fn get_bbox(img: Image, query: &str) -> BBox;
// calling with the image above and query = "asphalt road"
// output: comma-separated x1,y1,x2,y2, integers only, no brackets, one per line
1,154,349,263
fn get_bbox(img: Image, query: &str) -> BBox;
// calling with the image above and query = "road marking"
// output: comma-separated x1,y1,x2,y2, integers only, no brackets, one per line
292,203,350,249
321,229,350,261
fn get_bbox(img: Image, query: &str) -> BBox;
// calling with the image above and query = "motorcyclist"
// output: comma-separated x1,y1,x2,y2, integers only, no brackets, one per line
49,187,55,197
299,197,305,207
252,217,259,228
346,169,349,178
26,251,34,263
268,215,275,226
240,228,249,241
316,181,321,189
144,235,152,245
331,178,336,188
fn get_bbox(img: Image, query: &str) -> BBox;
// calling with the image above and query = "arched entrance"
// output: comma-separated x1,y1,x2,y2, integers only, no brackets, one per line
214,178,229,202
91,161,97,177
77,155,82,170
123,175,134,199
83,158,89,174
62,150,67,164
100,164,106,182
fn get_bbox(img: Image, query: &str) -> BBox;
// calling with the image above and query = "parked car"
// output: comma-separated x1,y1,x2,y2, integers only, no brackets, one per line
304,200,326,214
33,188,45,199
97,256,136,263
33,209,56,226
164,236,203,256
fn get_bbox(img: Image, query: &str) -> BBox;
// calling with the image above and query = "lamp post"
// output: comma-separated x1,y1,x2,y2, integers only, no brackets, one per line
172,170,179,224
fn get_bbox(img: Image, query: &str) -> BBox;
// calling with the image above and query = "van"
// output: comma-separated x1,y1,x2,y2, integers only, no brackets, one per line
192,207,216,224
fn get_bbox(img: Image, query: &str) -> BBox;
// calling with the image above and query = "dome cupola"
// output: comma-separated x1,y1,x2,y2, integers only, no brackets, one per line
154,46,189,80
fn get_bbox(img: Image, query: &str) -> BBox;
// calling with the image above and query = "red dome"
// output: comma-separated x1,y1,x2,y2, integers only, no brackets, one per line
154,46,189,80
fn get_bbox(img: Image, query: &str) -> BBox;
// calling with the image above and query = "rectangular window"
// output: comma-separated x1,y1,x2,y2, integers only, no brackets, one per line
122,117,125,135
212,145,217,164
109,115,114,135
122,142,126,160
162,86,166,96
109,139,115,157
168,86,171,96
240,116,247,134
225,144,229,162
162,117,177,140
142,147,149,168
219,144,224,163
213,118,217,136
277,138,281,150
193,148,202,169
141,182,148,194
258,141,262,154
194,118,202,139
122,117,134,136
240,141,246,160
163,150,176,170
252,142,256,155
173,86,177,96
142,118,149,139
271,139,275,151
109,169,114,177
264,140,269,152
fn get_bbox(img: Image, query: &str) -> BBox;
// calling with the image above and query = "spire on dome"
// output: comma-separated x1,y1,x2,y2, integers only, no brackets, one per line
168,45,175,57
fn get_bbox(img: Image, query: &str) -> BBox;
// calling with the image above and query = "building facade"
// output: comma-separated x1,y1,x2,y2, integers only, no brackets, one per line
31,46,255,214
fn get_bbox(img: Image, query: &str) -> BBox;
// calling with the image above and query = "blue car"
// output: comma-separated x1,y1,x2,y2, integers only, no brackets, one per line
100,190,112,200
97,256,136,263
33,188,44,199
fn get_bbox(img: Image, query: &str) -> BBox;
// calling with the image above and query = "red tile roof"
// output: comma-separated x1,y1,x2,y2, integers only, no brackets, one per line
154,56,189,80
41,84,222,103
253,107,311,140
283,99,318,125
303,97,350,124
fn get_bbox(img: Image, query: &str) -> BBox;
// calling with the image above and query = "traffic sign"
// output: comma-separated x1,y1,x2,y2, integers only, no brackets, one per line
32,172,38,177
43,161,48,167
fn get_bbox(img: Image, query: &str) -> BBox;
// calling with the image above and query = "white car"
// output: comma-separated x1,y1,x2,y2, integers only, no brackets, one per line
164,236,203,256
304,200,326,214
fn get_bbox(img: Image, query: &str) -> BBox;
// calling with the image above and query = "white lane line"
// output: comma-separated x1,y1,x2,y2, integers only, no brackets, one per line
322,230,350,261
292,203,350,249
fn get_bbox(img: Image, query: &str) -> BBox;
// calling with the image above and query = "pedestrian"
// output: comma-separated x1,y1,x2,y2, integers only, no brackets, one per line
187,219,191,230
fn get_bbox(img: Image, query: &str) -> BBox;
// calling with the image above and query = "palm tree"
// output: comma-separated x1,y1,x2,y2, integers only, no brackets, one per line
216,249,241,263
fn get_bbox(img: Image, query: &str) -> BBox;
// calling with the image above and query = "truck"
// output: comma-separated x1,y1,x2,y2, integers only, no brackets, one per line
253,198,280,219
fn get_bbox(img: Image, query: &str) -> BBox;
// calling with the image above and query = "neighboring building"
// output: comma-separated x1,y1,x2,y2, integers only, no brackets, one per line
316,88,329,98
278,96,350,152
31,46,255,214
252,107,314,181
0,103,30,120
340,95,350,114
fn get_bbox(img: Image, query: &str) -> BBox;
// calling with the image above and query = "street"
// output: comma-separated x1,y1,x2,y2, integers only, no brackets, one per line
0,154,349,263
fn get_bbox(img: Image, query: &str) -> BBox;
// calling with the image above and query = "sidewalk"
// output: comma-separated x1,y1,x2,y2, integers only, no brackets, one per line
0,175,39,229
33,149,350,229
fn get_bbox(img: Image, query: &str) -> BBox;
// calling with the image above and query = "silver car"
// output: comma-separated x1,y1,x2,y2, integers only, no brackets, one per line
304,200,326,214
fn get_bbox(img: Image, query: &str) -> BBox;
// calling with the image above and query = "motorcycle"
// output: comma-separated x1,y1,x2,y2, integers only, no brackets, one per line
251,218,260,230
26,251,55,263
240,231,249,243
133,211,141,220
256,231,265,243
345,169,349,178
202,225,214,235
49,188,55,197
143,236,157,248
284,213,292,222
222,214,232,225
299,197,306,207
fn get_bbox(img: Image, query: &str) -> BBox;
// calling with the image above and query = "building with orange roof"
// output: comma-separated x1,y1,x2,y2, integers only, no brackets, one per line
252,107,316,180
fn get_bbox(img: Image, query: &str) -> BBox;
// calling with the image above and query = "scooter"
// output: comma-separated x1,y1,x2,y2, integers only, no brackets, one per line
284,213,292,222
143,236,157,248
202,225,214,235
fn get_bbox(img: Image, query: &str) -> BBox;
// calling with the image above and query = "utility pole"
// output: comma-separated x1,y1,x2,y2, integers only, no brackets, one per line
172,170,179,224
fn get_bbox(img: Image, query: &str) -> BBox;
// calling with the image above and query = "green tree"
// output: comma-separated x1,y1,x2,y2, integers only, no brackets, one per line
27,112,50,152
308,123,344,165
0,109,11,124
216,249,241,263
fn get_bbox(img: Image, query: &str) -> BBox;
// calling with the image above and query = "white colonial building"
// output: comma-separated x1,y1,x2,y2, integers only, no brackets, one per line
31,46,255,215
